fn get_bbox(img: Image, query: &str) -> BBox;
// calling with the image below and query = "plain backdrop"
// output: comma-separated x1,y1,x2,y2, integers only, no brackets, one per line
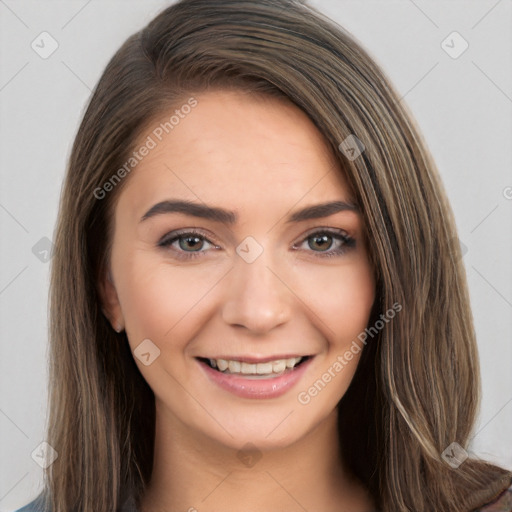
1,1,511,510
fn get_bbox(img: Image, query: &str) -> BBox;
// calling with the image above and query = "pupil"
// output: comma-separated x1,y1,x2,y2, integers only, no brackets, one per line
179,236,203,251
309,234,332,251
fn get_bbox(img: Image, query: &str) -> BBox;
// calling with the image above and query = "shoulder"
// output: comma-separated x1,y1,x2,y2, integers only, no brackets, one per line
477,483,512,512
12,492,137,512
12,494,49,512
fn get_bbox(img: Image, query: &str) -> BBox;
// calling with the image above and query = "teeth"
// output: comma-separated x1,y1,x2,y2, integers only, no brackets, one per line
206,356,303,375
286,357,299,368
256,362,273,374
272,360,287,373
217,359,228,371
241,362,257,373
228,360,240,373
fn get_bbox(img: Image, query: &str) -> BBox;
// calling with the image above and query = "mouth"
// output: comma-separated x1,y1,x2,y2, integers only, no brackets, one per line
197,355,311,380
197,354,314,399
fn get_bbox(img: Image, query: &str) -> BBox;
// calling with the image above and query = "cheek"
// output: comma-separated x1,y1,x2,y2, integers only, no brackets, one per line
291,258,376,342
113,251,227,345
292,262,375,408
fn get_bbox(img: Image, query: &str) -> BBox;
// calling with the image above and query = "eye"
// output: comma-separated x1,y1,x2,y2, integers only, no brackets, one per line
158,229,218,260
158,227,356,261
176,234,206,252
294,229,356,258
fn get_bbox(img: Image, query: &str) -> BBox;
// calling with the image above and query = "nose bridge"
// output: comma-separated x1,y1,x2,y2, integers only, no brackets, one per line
221,237,292,333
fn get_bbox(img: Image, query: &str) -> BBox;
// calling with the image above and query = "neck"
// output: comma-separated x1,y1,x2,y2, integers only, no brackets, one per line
139,400,375,512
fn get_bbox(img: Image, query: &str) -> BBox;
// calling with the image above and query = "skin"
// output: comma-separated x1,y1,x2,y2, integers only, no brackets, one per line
99,90,377,512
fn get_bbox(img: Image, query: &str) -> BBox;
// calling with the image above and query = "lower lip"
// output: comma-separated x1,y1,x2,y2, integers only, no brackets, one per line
198,358,313,399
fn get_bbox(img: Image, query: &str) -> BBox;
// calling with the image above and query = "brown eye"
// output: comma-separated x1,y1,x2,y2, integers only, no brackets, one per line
178,235,205,252
158,230,218,260
308,234,334,252
294,229,356,258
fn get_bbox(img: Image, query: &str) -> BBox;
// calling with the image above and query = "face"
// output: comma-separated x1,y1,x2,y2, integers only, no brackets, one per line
100,90,376,451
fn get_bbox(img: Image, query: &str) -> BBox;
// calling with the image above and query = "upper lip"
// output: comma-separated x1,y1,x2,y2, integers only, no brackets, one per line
197,354,310,364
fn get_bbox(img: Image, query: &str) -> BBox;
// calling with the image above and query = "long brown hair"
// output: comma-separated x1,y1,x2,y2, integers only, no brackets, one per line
39,0,512,510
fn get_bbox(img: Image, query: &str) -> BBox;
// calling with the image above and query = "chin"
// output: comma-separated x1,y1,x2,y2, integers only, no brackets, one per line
185,402,334,455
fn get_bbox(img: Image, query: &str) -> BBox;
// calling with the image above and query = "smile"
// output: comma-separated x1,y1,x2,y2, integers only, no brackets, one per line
197,356,313,398
203,356,306,378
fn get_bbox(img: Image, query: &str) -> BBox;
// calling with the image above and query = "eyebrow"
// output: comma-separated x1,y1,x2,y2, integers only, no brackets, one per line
140,199,359,224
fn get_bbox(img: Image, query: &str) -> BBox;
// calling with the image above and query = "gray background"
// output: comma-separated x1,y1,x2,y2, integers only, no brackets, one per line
1,0,511,509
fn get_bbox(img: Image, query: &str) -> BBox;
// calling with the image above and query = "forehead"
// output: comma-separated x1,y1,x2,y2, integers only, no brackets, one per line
117,90,354,219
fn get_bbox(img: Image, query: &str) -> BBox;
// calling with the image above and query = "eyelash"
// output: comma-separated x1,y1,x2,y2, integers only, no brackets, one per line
158,228,356,261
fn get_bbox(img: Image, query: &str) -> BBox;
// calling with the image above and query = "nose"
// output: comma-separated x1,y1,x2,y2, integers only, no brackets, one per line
221,248,292,335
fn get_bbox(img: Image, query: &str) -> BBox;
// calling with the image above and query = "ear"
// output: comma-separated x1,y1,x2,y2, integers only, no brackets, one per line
97,265,124,332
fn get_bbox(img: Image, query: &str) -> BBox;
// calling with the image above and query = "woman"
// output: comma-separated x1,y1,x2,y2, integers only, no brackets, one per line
15,0,512,511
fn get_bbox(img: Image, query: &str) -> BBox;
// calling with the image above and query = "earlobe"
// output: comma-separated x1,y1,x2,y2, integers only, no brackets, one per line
97,266,125,333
